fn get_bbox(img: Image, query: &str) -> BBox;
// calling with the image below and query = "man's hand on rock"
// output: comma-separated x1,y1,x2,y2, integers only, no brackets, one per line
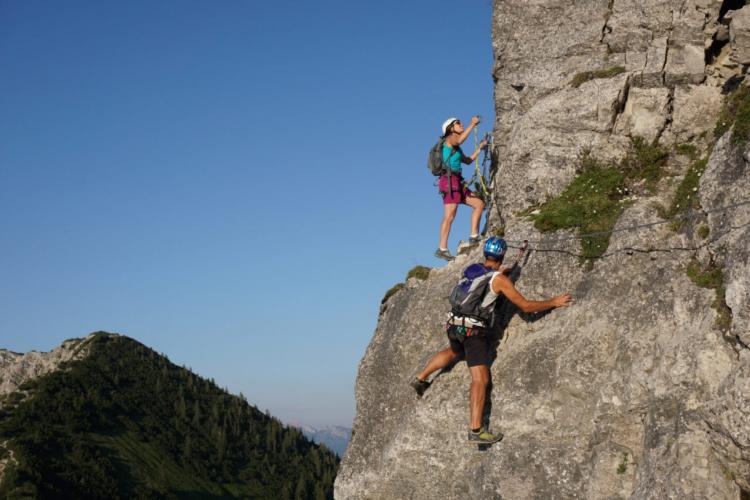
553,294,573,308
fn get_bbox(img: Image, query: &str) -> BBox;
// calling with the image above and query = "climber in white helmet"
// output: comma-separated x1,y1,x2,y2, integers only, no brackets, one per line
434,116,487,261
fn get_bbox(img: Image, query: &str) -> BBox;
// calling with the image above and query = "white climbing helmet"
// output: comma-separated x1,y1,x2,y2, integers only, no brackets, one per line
441,117,459,136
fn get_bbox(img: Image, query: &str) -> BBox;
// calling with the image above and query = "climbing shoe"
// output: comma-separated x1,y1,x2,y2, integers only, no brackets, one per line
409,376,430,397
467,427,503,444
467,235,482,245
434,248,455,261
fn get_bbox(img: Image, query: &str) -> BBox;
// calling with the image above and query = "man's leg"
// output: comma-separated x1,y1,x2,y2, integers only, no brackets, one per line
417,347,460,382
464,334,502,443
411,346,460,397
468,364,490,430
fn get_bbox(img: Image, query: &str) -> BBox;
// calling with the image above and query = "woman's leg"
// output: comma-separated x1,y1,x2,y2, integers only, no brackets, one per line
439,203,458,249
465,195,486,236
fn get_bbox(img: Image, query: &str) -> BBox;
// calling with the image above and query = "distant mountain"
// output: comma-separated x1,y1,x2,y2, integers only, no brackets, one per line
297,425,351,457
0,332,338,499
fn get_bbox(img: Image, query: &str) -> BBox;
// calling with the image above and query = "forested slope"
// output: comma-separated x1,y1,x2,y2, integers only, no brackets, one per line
0,333,337,499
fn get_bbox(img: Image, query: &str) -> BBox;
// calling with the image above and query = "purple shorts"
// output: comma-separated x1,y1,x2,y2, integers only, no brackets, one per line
439,174,473,205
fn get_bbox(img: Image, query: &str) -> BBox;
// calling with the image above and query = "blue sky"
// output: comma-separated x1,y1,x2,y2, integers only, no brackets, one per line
0,0,495,427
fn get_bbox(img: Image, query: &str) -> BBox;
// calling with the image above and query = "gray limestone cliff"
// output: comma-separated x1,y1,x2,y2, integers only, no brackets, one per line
336,1,750,498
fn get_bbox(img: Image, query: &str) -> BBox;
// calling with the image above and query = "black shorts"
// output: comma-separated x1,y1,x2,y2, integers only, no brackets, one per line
447,325,490,367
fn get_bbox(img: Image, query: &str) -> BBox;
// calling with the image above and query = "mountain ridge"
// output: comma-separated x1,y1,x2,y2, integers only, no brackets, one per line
0,332,338,499
292,424,352,457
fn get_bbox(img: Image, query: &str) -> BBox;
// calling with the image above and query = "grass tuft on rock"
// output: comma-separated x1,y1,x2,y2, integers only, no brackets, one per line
381,283,405,305
686,259,732,330
620,137,669,192
616,453,629,475
570,66,626,88
714,85,750,146
530,152,627,261
661,156,708,231
489,225,506,237
723,466,736,482
686,259,723,288
406,265,431,281
529,137,667,262
381,266,431,308
674,143,699,160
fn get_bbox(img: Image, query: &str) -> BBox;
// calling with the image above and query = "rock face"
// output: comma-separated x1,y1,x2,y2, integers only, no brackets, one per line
337,1,750,498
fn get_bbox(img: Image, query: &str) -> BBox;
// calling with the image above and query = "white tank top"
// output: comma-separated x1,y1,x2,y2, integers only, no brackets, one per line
480,272,503,309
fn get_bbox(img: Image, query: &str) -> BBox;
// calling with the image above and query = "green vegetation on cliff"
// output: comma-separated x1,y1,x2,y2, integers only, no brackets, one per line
381,265,431,308
714,85,750,146
530,153,627,261
620,137,669,192
528,138,667,261
0,333,338,499
406,265,431,281
686,260,732,331
661,153,709,231
381,283,405,305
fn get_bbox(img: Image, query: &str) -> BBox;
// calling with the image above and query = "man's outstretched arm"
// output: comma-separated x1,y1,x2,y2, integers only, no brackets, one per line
492,273,572,313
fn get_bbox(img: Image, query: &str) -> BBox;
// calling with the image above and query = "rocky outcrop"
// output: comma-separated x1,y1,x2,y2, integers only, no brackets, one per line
0,335,94,397
337,0,750,498
0,335,95,485
671,85,723,142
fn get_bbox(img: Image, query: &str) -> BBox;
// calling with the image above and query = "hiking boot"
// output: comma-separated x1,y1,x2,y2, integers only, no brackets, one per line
434,248,455,261
410,376,430,397
467,427,503,444
467,235,482,245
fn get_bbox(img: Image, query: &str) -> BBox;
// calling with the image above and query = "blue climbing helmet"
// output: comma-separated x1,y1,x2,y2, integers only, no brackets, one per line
483,237,507,260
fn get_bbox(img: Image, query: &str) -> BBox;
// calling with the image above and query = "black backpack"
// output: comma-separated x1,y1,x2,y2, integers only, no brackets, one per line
448,263,495,324
428,138,451,176
428,138,456,194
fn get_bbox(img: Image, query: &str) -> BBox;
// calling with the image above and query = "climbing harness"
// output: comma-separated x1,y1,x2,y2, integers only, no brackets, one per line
446,314,486,328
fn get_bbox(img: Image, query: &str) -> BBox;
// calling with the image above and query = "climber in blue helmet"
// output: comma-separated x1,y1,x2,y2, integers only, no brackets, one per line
410,237,573,445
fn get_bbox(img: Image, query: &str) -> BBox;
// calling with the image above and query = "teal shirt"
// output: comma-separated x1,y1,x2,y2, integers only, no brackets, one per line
442,144,466,174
